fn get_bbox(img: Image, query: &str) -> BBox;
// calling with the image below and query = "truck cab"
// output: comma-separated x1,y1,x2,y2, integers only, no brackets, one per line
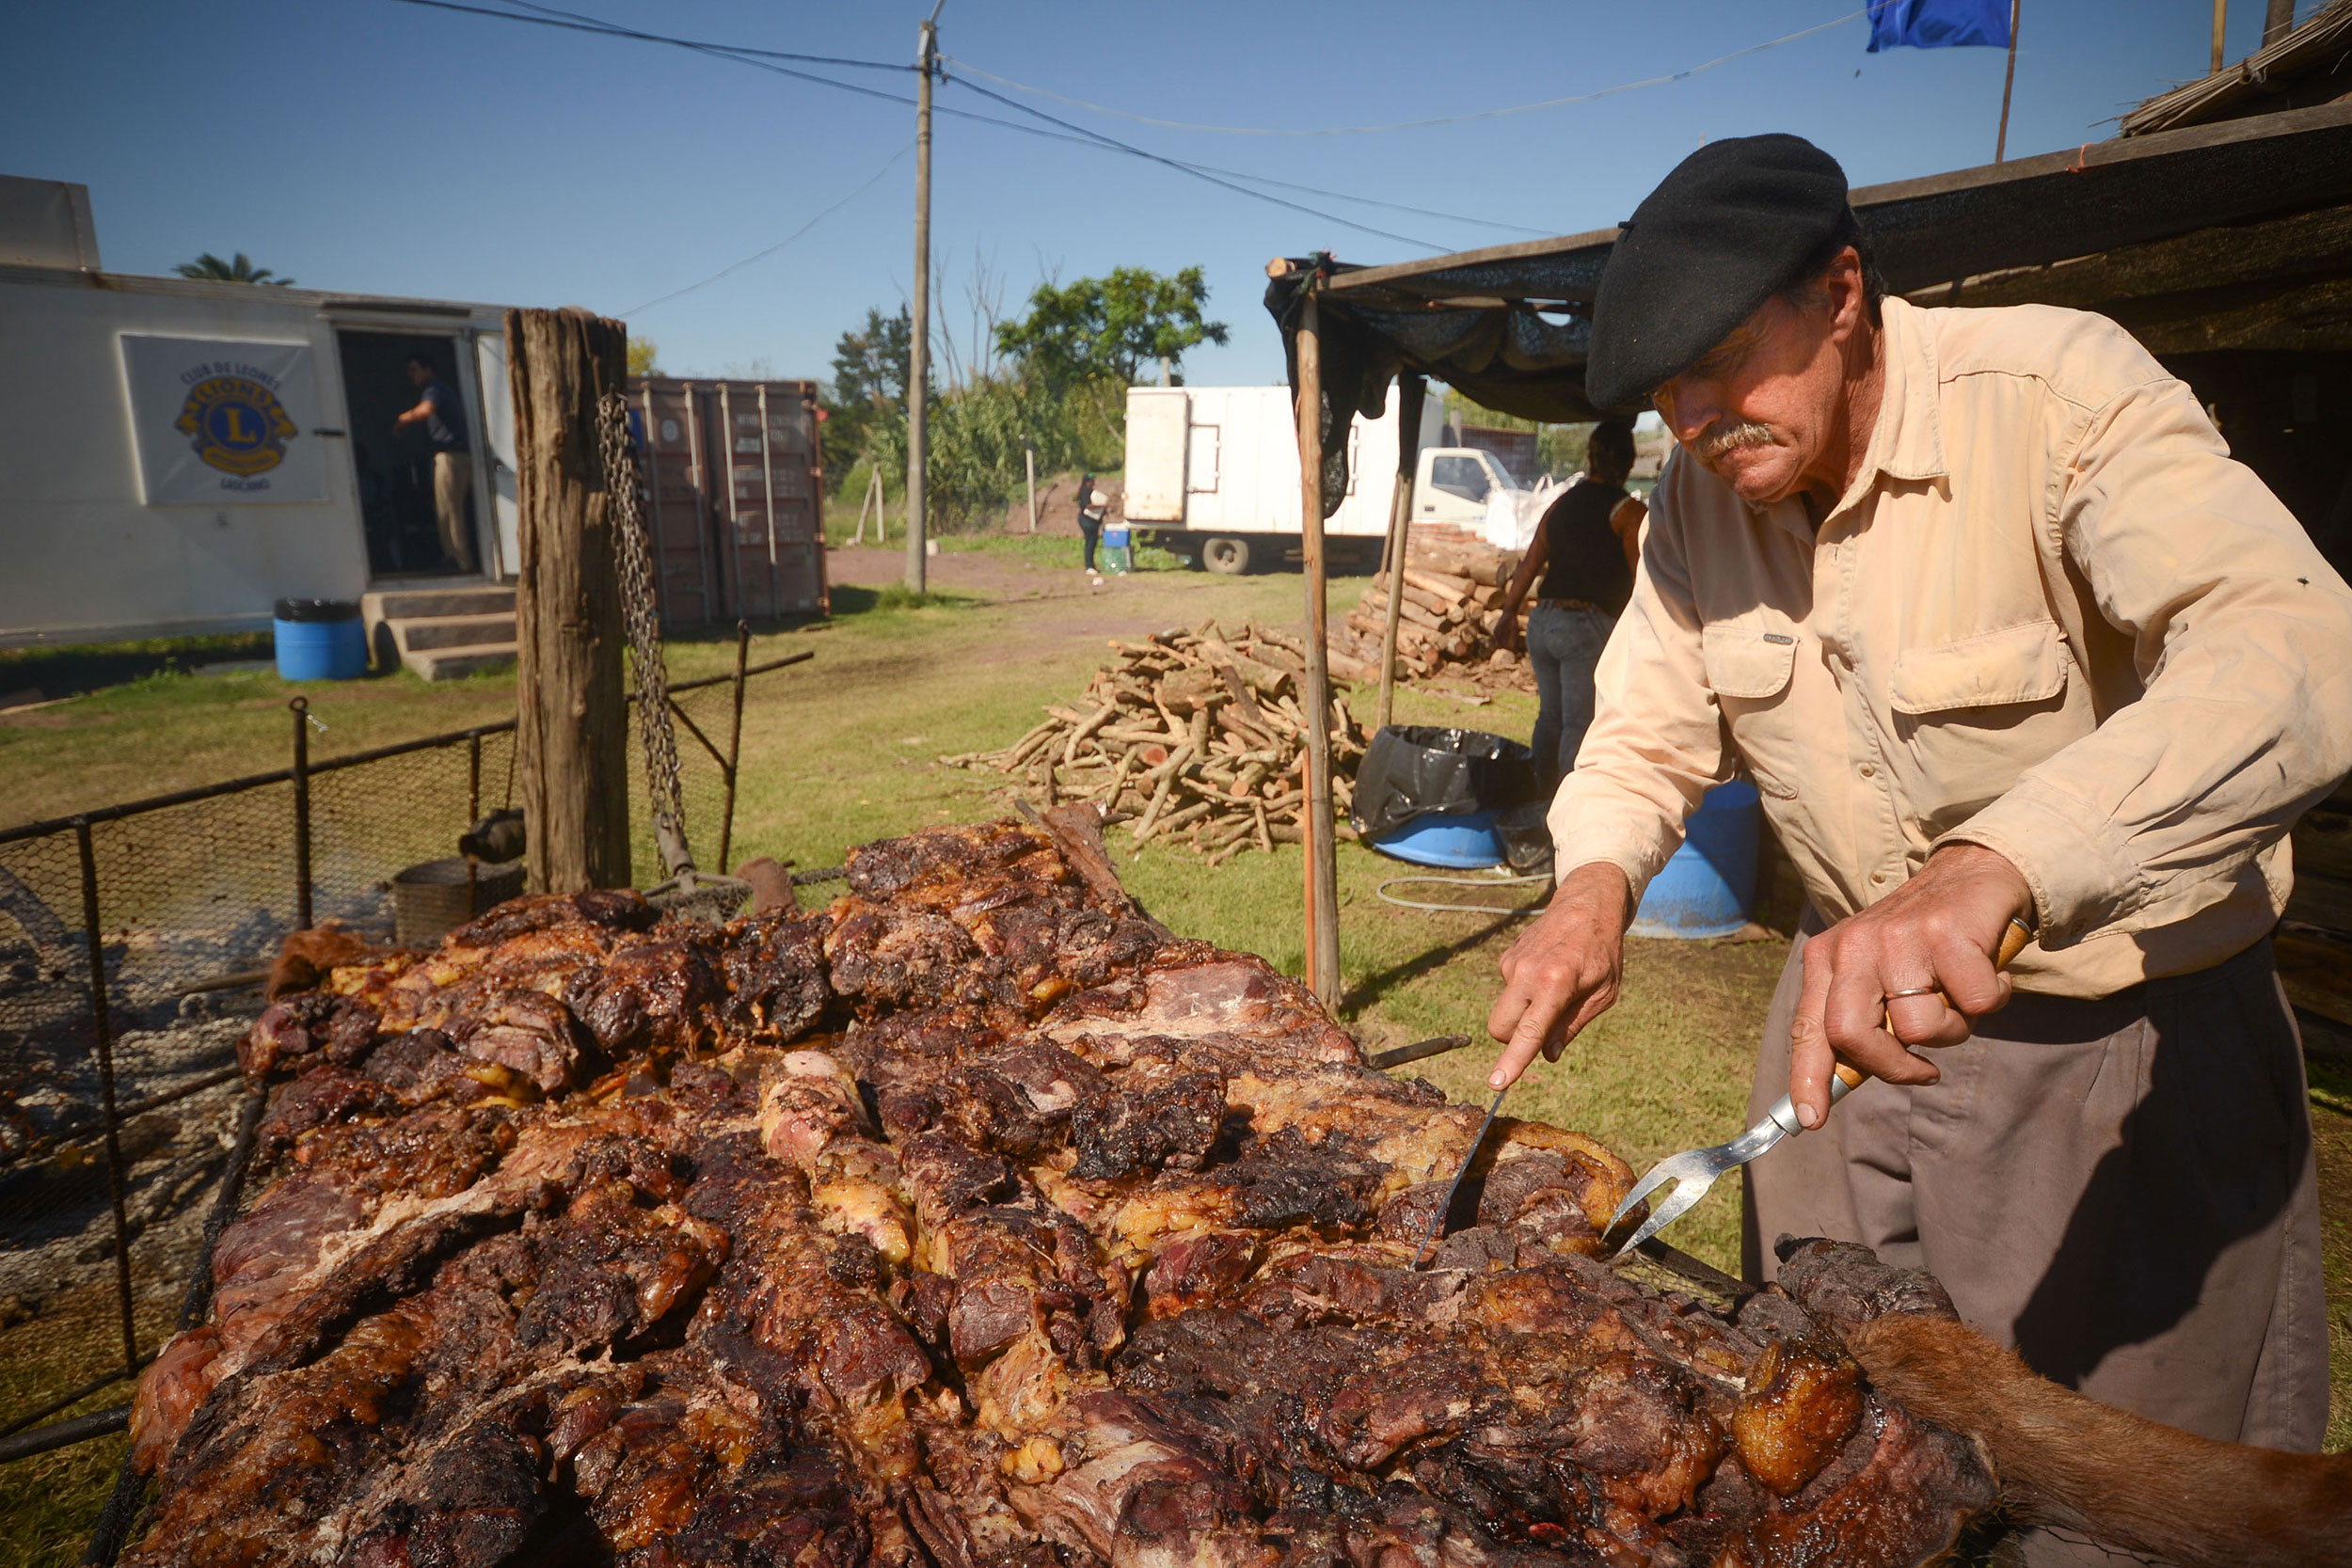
1414,447,1523,532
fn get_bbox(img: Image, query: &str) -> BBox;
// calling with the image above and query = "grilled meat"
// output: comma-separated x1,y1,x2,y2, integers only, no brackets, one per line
128,816,1996,1568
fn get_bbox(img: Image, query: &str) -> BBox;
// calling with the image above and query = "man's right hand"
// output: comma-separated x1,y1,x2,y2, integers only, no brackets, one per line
1486,862,1631,1089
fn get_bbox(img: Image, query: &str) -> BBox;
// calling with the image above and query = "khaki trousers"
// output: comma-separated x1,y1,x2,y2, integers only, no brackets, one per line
433,451,476,573
1741,920,2328,1567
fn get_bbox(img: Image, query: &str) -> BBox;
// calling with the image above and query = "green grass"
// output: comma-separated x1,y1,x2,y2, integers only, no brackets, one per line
0,1431,127,1568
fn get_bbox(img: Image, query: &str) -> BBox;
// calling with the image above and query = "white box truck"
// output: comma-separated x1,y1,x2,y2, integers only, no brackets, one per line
1121,385,1549,573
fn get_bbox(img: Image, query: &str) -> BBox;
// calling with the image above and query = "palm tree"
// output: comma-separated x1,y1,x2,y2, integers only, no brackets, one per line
173,252,294,286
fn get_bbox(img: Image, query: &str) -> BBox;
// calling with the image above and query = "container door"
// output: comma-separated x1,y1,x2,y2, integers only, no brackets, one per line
754,385,825,615
472,334,520,577
716,385,771,619
1123,389,1188,521
636,382,716,625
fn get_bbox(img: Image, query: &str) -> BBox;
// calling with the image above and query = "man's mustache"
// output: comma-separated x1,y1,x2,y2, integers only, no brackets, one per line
1692,419,1775,463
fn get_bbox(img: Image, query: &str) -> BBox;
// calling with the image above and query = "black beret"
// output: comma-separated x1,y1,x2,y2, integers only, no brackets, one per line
1584,134,1852,413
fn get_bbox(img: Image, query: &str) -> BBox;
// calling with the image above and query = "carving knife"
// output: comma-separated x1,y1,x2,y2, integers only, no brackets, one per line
1411,1086,1505,1269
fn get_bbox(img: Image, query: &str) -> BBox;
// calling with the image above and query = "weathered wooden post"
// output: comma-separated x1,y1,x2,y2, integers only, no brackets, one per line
506,305,631,895
1376,374,1426,733
1295,290,1343,1005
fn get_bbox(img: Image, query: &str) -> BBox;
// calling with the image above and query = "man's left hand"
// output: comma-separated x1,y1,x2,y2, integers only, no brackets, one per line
1787,843,2035,1129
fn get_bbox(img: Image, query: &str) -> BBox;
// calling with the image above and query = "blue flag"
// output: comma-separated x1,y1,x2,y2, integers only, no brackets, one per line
1867,0,2011,51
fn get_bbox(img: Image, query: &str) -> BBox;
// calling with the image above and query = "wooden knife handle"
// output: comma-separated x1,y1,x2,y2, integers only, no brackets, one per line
1832,917,2034,1091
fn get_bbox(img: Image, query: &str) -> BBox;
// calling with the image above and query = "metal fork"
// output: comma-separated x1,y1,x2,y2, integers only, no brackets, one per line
1605,917,2032,1259
1603,1078,1852,1258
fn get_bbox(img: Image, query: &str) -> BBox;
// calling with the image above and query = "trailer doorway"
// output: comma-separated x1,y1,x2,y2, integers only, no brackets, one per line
336,329,479,577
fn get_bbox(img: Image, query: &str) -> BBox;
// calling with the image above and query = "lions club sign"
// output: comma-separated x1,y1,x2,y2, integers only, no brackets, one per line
121,336,328,505
175,372,298,477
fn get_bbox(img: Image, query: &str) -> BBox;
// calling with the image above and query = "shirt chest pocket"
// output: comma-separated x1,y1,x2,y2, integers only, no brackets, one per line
1888,620,2069,714
1702,626,1801,798
1702,626,1798,702
1887,620,2082,836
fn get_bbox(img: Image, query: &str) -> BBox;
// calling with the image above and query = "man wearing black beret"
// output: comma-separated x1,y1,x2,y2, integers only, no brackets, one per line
1484,134,2351,1539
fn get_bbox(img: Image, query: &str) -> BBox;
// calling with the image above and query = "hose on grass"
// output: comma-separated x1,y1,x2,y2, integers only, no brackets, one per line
1375,871,1551,916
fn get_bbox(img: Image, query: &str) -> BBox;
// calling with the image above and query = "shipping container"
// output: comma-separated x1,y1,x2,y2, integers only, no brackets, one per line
628,376,827,626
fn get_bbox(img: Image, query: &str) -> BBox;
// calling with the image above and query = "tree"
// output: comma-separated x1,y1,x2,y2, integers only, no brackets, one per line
627,337,660,376
993,266,1228,393
821,306,914,491
832,306,913,412
173,251,293,286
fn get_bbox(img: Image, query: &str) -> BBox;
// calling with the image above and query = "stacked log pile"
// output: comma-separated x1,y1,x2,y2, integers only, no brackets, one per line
1327,538,1535,692
945,619,1367,863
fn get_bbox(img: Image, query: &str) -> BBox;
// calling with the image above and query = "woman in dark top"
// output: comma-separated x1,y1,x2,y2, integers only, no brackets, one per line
1497,420,1645,795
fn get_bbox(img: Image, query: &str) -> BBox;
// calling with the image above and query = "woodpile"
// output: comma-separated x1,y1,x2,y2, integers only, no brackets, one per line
944,619,1367,863
1326,537,1536,692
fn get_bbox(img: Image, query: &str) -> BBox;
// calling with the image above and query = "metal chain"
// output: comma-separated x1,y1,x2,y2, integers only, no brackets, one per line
596,393,694,879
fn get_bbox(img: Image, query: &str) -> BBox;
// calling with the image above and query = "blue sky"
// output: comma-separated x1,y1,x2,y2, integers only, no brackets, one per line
4,2,2314,388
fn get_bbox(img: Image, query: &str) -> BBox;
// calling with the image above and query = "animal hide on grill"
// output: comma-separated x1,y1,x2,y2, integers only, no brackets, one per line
125,813,1998,1568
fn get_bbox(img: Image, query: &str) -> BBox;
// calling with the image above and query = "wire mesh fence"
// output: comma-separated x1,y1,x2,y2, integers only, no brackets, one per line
0,639,801,1449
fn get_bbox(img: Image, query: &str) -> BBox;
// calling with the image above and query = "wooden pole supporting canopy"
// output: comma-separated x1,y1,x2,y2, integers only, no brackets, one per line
1294,292,1343,1005
1376,374,1426,733
505,305,632,895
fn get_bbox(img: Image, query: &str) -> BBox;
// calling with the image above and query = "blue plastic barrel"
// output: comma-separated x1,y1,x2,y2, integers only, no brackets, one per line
1630,780,1760,939
1368,809,1506,869
273,598,367,681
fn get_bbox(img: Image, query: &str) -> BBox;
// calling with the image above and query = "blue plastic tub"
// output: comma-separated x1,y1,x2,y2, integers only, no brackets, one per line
1630,780,1761,939
274,598,368,681
1368,809,1507,869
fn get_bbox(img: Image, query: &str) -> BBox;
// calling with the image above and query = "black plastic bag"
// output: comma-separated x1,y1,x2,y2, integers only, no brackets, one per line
1351,726,1543,842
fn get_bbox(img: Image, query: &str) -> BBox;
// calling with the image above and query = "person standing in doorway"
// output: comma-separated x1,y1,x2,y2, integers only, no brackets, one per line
1075,475,1107,579
395,352,475,573
1495,420,1645,794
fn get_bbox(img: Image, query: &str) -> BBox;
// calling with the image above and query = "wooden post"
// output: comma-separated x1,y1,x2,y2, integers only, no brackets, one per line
506,305,632,895
1295,292,1342,1006
2264,0,2295,46
1995,0,2022,162
2211,0,2229,73
1377,374,1426,733
1025,443,1039,532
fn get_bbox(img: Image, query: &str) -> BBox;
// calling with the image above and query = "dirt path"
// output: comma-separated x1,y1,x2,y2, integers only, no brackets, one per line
823,545,1311,663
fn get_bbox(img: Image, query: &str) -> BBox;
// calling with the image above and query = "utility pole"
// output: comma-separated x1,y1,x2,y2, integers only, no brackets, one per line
906,2,944,593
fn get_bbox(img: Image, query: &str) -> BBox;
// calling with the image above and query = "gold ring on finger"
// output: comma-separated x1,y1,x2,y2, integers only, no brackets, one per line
1883,986,1939,1001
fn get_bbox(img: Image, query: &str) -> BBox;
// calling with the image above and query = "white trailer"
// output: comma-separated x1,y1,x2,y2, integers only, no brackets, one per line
0,175,520,655
1120,383,1544,573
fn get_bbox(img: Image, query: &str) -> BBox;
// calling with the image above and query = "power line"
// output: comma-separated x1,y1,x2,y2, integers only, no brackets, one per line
385,0,917,108
941,74,1444,251
381,0,1499,250
390,0,907,72
620,142,915,317
941,9,1871,136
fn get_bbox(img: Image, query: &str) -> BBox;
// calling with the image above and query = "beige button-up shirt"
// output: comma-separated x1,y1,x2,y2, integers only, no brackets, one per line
1550,295,2352,997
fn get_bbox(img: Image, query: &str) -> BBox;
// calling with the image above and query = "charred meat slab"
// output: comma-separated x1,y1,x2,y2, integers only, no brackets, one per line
127,816,1995,1568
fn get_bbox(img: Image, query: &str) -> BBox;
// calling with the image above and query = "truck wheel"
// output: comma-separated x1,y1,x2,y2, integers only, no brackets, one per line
1201,536,1252,576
